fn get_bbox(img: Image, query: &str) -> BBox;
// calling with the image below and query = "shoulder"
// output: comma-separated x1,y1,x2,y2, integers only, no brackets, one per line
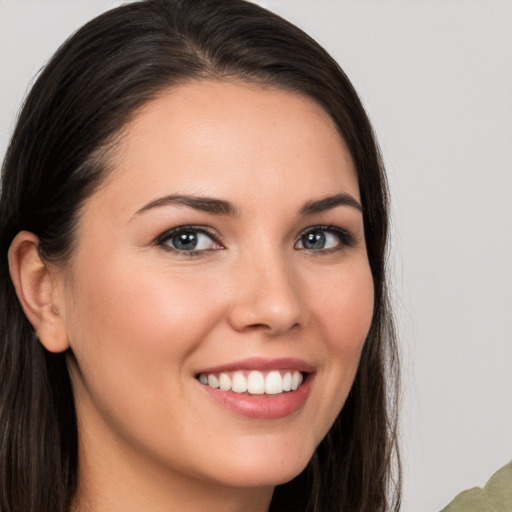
440,461,512,512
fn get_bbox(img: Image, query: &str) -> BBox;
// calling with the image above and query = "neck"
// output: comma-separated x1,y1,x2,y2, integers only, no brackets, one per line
71,421,274,512
72,480,272,512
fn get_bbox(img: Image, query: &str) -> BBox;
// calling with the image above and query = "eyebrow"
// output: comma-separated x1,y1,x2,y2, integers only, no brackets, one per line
133,191,362,219
133,194,238,217
300,193,362,215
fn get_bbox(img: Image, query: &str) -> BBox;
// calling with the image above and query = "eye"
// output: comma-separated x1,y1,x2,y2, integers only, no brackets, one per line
157,226,223,253
295,226,354,251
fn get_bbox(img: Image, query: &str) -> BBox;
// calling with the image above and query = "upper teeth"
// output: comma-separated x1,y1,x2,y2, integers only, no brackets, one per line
198,370,304,395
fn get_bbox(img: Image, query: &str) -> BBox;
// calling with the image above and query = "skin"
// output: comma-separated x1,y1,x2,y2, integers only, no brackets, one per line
10,81,374,512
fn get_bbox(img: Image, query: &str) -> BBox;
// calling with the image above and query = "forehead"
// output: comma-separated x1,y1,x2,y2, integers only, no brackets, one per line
93,80,359,216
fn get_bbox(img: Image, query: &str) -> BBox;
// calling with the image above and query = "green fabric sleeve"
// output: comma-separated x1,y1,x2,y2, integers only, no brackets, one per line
440,461,512,512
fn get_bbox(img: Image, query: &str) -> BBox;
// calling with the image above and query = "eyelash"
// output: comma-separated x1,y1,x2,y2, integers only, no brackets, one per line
156,224,356,257
156,226,222,257
296,225,356,253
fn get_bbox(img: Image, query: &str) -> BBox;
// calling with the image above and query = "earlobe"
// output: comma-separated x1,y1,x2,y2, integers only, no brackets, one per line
8,231,70,353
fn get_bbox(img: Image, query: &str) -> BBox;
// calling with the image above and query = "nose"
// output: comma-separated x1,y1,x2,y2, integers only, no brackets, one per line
227,253,305,336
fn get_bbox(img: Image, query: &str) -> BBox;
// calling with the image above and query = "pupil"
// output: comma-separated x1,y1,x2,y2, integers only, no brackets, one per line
304,231,325,249
174,232,197,250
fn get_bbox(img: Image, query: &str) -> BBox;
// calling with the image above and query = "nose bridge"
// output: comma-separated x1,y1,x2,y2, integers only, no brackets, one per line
228,243,304,334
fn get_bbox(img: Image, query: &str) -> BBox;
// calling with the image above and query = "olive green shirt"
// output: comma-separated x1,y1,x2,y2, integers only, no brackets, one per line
440,461,512,512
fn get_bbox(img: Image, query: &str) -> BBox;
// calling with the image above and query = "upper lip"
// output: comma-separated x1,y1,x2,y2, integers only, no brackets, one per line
195,357,315,375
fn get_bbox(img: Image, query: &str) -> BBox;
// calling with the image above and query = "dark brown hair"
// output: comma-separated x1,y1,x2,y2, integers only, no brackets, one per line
0,1,401,510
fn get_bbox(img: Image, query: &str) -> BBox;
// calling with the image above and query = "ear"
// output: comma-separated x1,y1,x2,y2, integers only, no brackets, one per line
8,231,70,353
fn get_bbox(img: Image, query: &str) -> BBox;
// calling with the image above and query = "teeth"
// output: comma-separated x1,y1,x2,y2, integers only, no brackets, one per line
247,371,265,394
291,371,303,390
232,371,248,393
219,373,231,391
198,369,305,395
207,374,219,389
282,372,292,391
265,371,282,394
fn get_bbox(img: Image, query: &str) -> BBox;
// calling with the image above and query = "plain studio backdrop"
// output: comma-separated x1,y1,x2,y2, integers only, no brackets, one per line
1,1,511,510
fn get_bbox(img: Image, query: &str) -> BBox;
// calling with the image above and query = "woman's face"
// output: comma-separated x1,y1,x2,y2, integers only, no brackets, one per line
59,81,374,493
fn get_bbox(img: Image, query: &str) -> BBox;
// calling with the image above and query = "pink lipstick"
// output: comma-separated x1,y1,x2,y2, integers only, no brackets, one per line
195,357,314,419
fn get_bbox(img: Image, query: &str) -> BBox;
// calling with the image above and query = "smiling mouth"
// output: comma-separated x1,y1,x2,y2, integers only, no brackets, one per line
196,369,305,395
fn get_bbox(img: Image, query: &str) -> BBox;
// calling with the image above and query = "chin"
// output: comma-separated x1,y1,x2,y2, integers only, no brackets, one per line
198,437,315,489
213,462,309,489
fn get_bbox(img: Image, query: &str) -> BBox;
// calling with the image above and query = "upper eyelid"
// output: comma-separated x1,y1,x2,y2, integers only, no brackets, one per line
295,225,356,249
156,225,220,244
155,226,224,257
299,224,346,232
297,224,351,238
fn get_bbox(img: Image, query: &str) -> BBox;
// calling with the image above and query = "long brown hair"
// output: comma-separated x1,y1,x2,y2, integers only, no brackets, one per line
0,1,401,510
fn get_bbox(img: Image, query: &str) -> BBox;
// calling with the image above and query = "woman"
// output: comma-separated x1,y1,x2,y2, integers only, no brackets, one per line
0,0,400,511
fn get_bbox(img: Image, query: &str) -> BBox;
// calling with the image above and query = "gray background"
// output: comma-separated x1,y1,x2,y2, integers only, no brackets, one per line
1,1,511,510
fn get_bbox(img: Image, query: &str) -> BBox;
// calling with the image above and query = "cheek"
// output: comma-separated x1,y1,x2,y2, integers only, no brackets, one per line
311,261,374,353
305,260,374,426
64,254,228,457
106,275,203,353
65,254,225,386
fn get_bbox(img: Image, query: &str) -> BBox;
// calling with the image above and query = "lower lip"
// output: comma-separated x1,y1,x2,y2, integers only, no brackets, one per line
197,375,313,420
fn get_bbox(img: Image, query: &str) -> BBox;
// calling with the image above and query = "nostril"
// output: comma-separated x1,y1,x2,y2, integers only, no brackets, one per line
226,265,304,335
227,302,303,336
